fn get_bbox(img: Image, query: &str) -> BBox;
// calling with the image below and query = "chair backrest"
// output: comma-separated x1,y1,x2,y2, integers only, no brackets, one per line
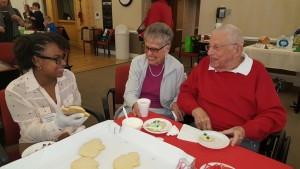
56,26,70,40
0,42,16,65
0,89,20,147
115,64,130,104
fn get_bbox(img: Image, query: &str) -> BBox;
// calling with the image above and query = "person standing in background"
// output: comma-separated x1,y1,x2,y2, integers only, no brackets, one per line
0,0,24,41
31,2,44,31
44,16,58,33
23,4,34,30
139,0,173,40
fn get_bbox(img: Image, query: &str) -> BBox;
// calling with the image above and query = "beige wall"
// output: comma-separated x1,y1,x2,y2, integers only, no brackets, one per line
198,0,300,38
112,0,143,30
93,0,144,31
15,0,300,46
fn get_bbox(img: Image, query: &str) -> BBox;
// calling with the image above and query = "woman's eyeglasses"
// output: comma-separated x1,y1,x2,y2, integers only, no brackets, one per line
35,54,68,64
142,44,169,54
205,43,237,51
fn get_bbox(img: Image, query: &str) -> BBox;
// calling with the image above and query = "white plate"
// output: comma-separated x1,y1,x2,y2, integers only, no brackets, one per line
22,141,55,158
200,162,235,169
143,118,172,134
198,130,230,149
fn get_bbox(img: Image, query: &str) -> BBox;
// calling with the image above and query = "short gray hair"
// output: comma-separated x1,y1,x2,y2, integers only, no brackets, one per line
144,22,173,45
213,24,244,46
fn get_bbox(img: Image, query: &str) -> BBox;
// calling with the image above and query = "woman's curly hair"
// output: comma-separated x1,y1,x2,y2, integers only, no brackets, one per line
13,32,70,70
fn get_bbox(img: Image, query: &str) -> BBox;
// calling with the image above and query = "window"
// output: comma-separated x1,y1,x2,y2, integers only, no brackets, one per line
57,0,75,20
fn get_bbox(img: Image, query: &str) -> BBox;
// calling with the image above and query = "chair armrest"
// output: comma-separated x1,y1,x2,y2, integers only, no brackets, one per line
0,143,9,166
83,107,103,123
259,130,286,161
101,88,115,120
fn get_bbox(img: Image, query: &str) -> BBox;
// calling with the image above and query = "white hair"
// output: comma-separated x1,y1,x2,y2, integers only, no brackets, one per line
213,24,244,46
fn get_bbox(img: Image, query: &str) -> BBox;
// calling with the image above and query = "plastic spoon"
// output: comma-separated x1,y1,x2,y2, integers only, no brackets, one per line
122,107,128,119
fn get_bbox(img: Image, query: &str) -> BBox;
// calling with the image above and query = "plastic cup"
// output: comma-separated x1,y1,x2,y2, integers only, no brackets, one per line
137,98,151,117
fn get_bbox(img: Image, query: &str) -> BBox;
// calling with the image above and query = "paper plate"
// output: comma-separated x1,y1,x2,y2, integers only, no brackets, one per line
22,141,55,158
200,162,235,169
198,130,230,149
143,118,172,134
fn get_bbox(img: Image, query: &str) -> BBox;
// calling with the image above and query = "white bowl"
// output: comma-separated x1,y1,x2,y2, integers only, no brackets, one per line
122,117,143,130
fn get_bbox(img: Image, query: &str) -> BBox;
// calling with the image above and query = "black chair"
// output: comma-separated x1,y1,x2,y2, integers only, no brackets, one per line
84,107,103,123
280,135,291,164
259,130,291,163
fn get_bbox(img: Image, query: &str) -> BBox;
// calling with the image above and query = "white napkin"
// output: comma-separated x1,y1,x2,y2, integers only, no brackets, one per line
177,124,202,143
166,125,179,136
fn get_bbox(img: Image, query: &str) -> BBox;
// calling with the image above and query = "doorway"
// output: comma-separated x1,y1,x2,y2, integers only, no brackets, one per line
171,0,200,51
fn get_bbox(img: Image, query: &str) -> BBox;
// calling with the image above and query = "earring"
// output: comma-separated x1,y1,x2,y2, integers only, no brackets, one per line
36,64,41,70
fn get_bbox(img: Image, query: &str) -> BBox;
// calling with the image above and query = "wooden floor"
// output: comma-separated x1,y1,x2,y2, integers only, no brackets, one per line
68,46,131,73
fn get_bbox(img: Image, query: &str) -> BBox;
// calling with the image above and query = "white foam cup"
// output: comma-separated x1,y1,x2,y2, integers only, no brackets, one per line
137,98,151,117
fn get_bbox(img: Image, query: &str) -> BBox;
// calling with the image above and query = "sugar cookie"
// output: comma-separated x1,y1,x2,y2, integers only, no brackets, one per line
71,157,98,169
79,138,105,157
62,106,90,117
200,132,215,142
113,152,140,169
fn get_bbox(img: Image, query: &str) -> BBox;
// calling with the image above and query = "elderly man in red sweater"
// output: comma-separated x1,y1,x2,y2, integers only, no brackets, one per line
178,24,286,152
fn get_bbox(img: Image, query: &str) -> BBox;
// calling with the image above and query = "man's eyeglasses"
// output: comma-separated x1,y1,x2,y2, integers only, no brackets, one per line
205,43,237,51
35,54,68,64
143,44,169,54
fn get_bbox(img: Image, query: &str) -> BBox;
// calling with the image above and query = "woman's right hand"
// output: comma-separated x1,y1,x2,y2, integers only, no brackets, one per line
132,103,141,117
54,111,87,129
58,132,70,141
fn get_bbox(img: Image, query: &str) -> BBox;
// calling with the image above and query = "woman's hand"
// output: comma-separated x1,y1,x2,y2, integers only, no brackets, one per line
132,103,140,117
58,132,70,141
171,102,184,121
222,126,245,146
192,107,212,130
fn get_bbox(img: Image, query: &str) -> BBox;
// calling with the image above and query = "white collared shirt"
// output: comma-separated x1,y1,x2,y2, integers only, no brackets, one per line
5,69,81,143
208,52,253,76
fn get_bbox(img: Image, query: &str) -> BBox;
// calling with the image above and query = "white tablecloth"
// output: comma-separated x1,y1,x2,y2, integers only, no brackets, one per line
244,45,300,72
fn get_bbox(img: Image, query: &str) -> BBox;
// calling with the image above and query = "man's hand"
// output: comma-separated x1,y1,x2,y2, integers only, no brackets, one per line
222,126,245,146
192,107,212,130
171,102,184,121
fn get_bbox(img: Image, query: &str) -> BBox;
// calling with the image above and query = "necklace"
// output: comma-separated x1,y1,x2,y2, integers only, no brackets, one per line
148,64,165,77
